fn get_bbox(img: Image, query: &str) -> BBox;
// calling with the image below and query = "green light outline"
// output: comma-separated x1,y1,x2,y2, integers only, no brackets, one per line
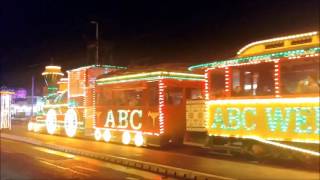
188,47,320,71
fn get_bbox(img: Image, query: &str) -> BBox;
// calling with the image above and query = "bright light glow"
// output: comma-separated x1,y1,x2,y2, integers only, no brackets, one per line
237,31,318,55
134,132,144,147
207,97,319,105
41,72,64,76
0,92,13,129
94,128,102,141
159,79,165,134
251,136,320,156
28,122,33,131
46,66,61,70
64,109,78,137
122,131,131,145
188,47,320,71
46,109,57,135
96,71,204,85
103,129,111,142
33,123,40,132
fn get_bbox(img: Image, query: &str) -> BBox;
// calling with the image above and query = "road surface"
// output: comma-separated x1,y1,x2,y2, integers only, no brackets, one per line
1,123,319,179
1,139,164,180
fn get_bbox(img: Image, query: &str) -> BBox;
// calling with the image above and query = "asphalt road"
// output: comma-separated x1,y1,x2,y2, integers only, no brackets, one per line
0,139,164,180
1,123,319,180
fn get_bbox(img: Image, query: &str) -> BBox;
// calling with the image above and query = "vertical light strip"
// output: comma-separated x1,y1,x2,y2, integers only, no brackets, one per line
274,59,281,98
92,83,96,128
224,67,231,96
204,69,209,100
158,79,165,134
67,71,70,100
204,69,210,129
9,94,11,129
83,70,87,121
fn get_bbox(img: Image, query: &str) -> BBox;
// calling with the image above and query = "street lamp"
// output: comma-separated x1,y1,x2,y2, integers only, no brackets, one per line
90,21,99,65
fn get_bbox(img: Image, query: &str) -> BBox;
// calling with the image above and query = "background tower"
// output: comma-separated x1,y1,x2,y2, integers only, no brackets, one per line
42,66,64,96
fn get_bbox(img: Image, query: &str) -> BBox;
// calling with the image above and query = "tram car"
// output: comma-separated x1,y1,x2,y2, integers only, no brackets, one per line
186,31,320,159
93,64,204,147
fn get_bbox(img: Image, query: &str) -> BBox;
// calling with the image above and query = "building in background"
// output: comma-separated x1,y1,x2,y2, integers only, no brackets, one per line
12,96,43,121
0,87,14,129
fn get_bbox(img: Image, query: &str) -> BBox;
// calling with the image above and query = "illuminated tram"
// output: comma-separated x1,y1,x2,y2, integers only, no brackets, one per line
28,31,319,162
93,64,204,147
186,31,320,159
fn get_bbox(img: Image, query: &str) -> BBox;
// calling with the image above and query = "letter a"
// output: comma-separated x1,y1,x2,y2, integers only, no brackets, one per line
104,110,115,128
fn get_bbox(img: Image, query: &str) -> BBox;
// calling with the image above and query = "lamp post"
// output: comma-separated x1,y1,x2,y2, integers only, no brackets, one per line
90,21,99,65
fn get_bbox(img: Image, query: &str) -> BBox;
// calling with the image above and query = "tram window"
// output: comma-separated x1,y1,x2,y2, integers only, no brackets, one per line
112,90,143,106
148,88,158,106
280,59,319,95
97,89,112,105
127,90,143,106
166,88,183,105
187,88,203,100
231,63,274,97
112,91,126,106
210,69,225,98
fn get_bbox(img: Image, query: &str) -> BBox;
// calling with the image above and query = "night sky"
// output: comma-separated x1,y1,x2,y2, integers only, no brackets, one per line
0,0,319,95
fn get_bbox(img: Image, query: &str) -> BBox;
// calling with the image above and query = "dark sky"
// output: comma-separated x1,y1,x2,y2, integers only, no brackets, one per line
0,0,319,94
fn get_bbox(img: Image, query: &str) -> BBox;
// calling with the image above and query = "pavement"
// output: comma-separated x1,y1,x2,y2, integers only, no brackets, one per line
1,123,319,180
1,139,164,180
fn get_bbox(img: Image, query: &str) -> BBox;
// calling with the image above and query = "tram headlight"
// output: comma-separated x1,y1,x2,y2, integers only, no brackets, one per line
134,132,144,147
94,128,102,141
103,129,111,142
122,131,131,145
33,123,40,132
27,122,33,131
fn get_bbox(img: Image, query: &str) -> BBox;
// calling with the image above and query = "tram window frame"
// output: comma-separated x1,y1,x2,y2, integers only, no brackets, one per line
280,58,319,96
230,62,275,97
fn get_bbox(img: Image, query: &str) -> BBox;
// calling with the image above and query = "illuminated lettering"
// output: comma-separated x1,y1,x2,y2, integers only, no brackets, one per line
130,110,142,130
211,107,226,129
226,108,241,130
104,110,115,128
315,107,320,134
241,107,257,131
294,107,312,134
117,110,129,128
265,107,291,132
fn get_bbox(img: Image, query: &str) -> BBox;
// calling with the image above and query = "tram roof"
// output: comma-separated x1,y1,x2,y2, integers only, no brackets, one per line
96,63,204,85
189,47,320,71
189,31,320,71
66,64,126,72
